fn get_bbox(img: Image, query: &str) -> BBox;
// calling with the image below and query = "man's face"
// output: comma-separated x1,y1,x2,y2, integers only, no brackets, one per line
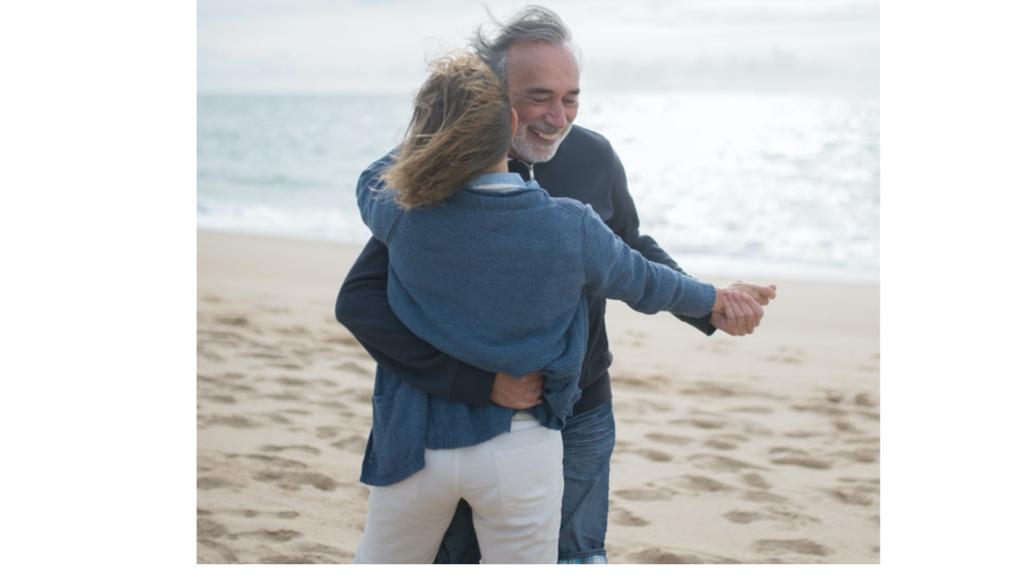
506,40,580,164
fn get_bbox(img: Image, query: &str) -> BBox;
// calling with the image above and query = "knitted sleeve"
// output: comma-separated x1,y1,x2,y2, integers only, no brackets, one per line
602,144,717,335
579,204,717,318
355,155,404,243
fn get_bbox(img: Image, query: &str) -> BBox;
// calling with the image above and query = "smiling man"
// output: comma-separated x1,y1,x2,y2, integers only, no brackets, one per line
505,40,579,164
336,5,771,564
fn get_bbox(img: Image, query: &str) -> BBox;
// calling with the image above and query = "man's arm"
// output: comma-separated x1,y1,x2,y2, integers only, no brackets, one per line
336,237,496,404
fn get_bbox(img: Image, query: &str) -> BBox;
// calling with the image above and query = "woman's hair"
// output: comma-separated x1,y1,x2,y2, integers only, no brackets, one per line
383,51,513,209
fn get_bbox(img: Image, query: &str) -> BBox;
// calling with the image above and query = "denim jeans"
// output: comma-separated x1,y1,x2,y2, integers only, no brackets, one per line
434,401,615,564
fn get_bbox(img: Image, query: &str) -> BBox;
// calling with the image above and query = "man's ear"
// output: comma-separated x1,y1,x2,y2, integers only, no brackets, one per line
511,107,519,135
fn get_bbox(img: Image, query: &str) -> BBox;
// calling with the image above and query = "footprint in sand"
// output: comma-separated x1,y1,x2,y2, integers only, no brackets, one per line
613,486,675,502
674,475,730,493
259,445,322,456
198,414,262,429
197,476,244,490
197,517,230,540
770,456,833,470
273,325,309,337
198,350,226,362
275,377,312,388
627,548,708,564
670,416,727,430
266,392,303,402
609,507,649,527
200,377,254,396
832,448,878,464
728,406,773,415
613,376,660,391
203,394,237,404
213,508,301,520
198,329,247,346
769,448,833,470
741,490,789,504
315,427,341,439
330,434,368,454
237,529,303,543
258,551,350,565
724,510,764,524
727,506,822,527
257,555,315,564
633,448,673,462
834,419,861,433
742,422,775,437
252,470,341,492
644,432,693,446
242,454,309,469
214,315,249,326
688,454,765,473
754,539,832,558
198,537,239,563
854,392,879,407
739,472,771,489
244,349,287,361
826,478,879,506
704,438,738,450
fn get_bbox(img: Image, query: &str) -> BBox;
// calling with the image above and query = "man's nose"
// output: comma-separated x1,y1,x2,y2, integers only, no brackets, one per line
544,102,568,129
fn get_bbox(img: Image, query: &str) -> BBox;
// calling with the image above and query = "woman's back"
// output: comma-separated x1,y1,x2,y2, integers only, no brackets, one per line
380,173,592,382
359,164,718,390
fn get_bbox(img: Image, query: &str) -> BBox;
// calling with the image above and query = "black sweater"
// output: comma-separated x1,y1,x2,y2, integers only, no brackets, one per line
335,125,714,415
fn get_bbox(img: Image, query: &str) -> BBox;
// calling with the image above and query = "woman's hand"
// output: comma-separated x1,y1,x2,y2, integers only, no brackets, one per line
725,281,777,305
710,282,778,336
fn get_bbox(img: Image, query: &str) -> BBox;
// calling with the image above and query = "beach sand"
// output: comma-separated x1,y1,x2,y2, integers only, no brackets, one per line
197,230,880,564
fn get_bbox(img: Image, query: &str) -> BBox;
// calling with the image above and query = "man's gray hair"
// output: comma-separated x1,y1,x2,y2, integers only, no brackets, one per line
471,5,582,86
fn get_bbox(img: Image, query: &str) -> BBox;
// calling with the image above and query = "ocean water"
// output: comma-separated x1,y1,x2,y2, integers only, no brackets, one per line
197,92,879,283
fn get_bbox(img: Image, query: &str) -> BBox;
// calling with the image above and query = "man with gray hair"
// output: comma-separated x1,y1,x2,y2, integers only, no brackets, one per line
336,5,769,563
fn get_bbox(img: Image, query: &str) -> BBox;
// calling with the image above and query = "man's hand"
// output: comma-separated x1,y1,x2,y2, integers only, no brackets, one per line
489,371,545,409
711,282,778,336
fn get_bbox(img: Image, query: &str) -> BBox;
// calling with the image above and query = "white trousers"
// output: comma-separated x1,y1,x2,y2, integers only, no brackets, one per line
355,418,564,564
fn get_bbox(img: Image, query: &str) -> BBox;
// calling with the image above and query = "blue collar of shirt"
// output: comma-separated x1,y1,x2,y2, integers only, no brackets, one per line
465,172,538,193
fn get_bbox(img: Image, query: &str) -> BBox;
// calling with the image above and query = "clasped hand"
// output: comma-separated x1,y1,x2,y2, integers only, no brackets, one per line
711,281,777,336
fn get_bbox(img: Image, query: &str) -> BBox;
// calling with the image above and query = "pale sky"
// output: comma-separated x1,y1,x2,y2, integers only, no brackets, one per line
197,0,879,95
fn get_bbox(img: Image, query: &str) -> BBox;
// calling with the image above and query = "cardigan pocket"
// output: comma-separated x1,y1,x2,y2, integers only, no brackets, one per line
365,387,429,486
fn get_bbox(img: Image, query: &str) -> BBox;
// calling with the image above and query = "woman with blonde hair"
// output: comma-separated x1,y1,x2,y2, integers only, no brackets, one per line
353,51,767,563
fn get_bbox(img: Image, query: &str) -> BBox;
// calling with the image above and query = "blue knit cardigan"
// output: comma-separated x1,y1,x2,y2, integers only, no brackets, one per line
357,158,716,486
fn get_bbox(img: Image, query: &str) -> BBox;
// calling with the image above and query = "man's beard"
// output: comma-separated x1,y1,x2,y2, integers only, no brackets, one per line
511,121,572,164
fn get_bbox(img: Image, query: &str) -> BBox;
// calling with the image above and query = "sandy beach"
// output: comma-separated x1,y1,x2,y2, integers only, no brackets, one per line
197,230,880,564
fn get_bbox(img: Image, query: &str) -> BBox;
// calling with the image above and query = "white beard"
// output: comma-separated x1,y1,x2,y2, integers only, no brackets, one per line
511,122,572,164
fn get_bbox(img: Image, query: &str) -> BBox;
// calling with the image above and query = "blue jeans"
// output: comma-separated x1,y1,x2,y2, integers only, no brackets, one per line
433,401,615,563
